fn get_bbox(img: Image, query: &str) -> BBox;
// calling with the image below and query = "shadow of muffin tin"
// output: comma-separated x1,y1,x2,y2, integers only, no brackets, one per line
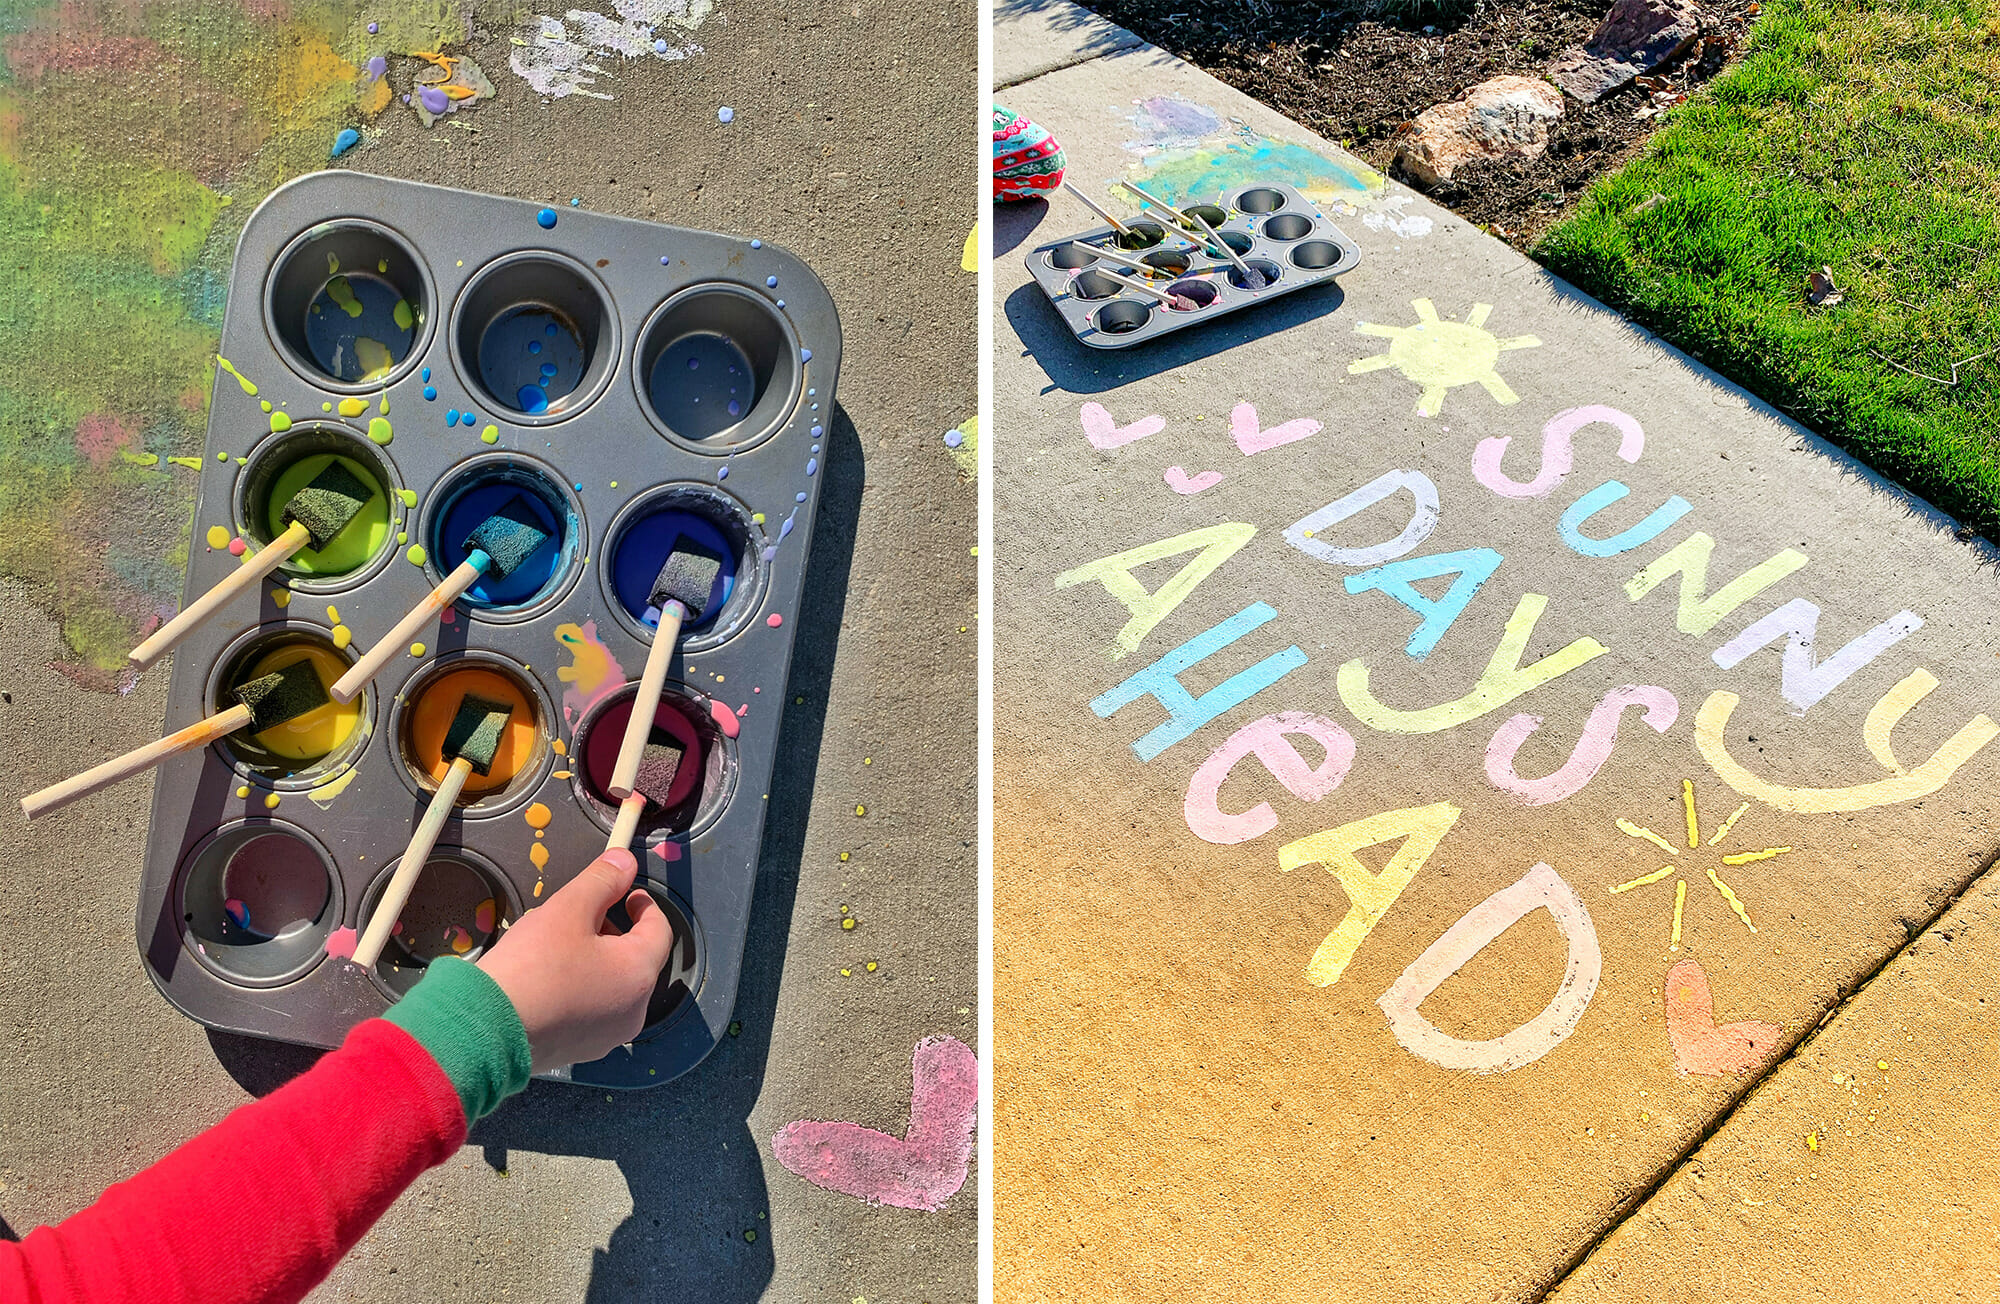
1023,183,1360,349
134,171,838,1089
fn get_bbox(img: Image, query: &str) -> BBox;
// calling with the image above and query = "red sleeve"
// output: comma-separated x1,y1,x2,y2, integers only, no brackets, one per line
0,1019,467,1304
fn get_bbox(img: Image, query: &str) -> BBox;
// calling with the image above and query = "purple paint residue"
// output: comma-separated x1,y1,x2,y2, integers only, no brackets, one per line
770,1036,977,1212
943,429,963,448
418,85,449,114
805,458,817,475
365,55,387,80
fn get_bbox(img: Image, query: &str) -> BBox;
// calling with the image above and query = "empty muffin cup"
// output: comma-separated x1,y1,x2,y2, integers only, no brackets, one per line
1180,204,1229,230
1233,187,1289,214
1262,213,1315,241
1166,280,1220,311
571,685,732,839
1068,269,1124,302
266,220,432,390
361,849,516,998
606,882,702,1033
604,484,761,651
1290,239,1347,270
235,424,399,587
637,283,801,451
423,455,580,615
1113,222,1165,251
177,821,342,986
1227,258,1285,292
396,655,549,812
1093,300,1154,334
455,252,617,421
208,627,370,785
1046,244,1098,271
1140,251,1192,278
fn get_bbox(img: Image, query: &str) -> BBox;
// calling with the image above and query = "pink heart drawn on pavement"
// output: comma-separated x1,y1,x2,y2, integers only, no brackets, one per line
1080,402,1166,450
1229,401,1322,455
1664,958,1781,1077
1164,466,1224,494
770,1035,977,1211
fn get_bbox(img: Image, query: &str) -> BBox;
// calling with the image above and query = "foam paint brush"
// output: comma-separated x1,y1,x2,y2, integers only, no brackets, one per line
332,494,551,703
1060,180,1132,237
130,461,375,670
351,693,514,969
1183,212,1264,287
1116,178,1197,228
1069,242,1168,276
22,660,329,819
607,540,724,801
605,729,687,853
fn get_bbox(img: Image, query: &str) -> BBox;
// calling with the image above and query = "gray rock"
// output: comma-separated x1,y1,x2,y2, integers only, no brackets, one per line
1390,75,1566,189
1551,0,1705,102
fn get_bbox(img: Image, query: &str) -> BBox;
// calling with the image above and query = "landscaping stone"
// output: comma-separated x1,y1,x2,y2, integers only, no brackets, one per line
1390,74,1565,188
1552,0,1705,102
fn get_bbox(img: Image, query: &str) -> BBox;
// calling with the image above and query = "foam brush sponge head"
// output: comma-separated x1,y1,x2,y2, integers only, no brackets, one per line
441,693,515,774
232,658,330,732
281,459,375,550
631,729,687,808
463,494,553,578
648,540,726,622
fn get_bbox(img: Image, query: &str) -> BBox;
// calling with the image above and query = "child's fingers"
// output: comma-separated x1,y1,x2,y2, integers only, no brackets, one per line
557,849,640,923
619,888,675,970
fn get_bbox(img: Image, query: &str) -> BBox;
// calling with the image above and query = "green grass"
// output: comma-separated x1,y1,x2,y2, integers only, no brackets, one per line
1535,0,2000,535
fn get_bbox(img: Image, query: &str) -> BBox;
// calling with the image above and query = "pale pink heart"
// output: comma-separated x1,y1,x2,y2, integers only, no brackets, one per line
771,1035,977,1211
1664,959,1781,1077
1229,401,1322,455
1080,401,1166,450
1163,466,1223,494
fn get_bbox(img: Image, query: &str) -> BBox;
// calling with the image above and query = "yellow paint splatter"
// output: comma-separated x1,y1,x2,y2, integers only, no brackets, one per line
409,642,426,657
264,793,281,809
325,275,365,318
360,75,392,116
326,605,340,623
355,337,394,381
552,739,567,757
552,770,572,780
260,400,273,413
1877,1059,1890,1071
481,424,499,444
332,625,352,649
530,842,550,870
337,396,368,417
407,544,428,566
865,961,878,972
307,768,358,808
393,299,415,330
397,489,418,509
215,355,258,395
322,402,334,412
206,525,232,549
1806,1132,1819,1153
1721,846,1793,866
855,804,866,816
216,451,229,462
1347,299,1541,417
961,220,979,272
272,590,291,608
167,456,203,470
119,450,160,467
367,416,393,445
841,917,856,930
269,411,293,433
524,802,553,830
839,851,849,862
235,785,250,799
1708,801,1752,846
533,880,544,898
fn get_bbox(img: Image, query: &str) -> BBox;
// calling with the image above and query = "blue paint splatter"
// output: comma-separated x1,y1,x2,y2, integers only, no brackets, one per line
810,425,823,437
421,366,431,382
750,239,763,249
717,466,728,480
765,275,778,288
653,37,668,52
943,429,963,448
418,85,449,114
794,492,806,503
331,128,360,159
661,255,671,264
801,348,812,362
423,385,437,401
445,409,460,426
517,386,549,414
718,106,735,123
537,208,558,229
806,458,817,475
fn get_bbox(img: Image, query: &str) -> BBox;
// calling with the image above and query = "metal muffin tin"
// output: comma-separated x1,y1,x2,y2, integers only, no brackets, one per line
134,171,839,1088
1024,182,1360,349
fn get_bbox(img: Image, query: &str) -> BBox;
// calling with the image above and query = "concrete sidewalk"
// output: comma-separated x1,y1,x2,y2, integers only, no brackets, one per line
992,5,2000,1301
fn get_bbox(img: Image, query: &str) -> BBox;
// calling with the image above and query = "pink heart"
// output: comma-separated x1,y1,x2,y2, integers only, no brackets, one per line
1229,401,1322,455
1664,958,1780,1077
771,1035,977,1211
1163,466,1223,494
1080,401,1166,450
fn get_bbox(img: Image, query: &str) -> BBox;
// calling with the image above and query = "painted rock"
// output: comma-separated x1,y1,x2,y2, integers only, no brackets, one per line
993,104,1066,202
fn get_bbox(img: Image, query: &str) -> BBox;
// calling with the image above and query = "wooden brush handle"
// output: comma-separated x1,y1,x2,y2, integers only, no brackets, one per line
1072,242,1156,274
606,602,688,800
22,702,252,819
331,558,484,704
1062,181,1130,234
129,521,310,670
1097,269,1177,306
352,756,472,969
606,793,646,853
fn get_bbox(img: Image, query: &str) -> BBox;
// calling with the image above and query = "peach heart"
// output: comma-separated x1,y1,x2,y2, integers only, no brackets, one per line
1229,401,1322,454
1164,466,1223,494
1664,958,1780,1077
771,1035,977,1211
1080,401,1165,450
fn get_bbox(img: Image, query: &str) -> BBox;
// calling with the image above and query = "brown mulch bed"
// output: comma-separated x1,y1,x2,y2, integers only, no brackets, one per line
1080,0,1759,247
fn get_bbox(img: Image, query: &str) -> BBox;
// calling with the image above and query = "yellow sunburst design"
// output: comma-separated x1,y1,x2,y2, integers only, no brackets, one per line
1348,299,1542,417
1607,779,1793,949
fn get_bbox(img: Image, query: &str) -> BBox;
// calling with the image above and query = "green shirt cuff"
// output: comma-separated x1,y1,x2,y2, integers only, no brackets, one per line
384,957,532,1121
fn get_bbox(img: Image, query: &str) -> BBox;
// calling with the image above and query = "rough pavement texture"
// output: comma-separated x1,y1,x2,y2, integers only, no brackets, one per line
0,2,978,1301
991,4,2000,1300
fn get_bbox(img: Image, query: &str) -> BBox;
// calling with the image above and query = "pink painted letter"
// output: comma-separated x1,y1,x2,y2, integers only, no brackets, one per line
1184,711,1357,844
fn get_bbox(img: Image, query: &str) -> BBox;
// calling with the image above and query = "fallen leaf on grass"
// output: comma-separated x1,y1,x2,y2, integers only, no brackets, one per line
1807,266,1844,307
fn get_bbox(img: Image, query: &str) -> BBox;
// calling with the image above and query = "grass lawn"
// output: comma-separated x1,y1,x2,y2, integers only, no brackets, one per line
1535,0,2000,536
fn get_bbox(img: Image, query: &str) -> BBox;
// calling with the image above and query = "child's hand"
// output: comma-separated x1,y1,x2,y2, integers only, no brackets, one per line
477,848,673,1073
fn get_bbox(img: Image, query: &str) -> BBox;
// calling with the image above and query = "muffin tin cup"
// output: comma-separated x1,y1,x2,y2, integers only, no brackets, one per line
390,650,556,816
1025,182,1362,349
633,283,804,455
360,847,521,1000
135,171,840,1088
265,219,436,393
234,423,407,594
201,621,376,791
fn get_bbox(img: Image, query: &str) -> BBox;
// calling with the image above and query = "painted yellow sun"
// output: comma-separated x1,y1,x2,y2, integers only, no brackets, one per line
1348,298,1542,417
1608,780,1793,950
